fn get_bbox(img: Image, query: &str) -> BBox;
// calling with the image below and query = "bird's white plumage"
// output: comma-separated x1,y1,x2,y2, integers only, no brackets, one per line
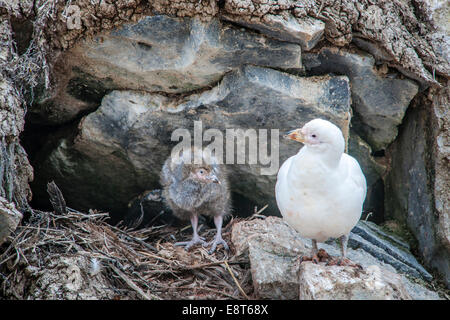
275,119,366,243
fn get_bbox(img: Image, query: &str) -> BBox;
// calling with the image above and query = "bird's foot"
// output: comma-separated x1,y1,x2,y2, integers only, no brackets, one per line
299,254,319,264
299,249,331,264
206,236,229,254
317,249,331,261
326,257,363,269
175,235,207,251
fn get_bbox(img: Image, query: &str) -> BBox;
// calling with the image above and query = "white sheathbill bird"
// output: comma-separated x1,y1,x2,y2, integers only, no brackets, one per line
275,118,366,266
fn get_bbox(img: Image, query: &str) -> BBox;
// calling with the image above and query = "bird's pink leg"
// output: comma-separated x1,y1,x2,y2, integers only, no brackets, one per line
175,214,206,250
299,240,331,264
326,235,362,268
206,215,229,254
300,239,319,263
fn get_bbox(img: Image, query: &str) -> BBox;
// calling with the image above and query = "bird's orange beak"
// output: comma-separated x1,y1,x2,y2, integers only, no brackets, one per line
284,129,306,143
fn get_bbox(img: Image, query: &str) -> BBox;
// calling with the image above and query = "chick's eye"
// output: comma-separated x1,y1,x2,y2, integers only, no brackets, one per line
311,134,317,138
199,170,204,174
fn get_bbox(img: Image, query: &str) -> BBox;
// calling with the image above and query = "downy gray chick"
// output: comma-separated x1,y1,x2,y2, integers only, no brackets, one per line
160,147,230,254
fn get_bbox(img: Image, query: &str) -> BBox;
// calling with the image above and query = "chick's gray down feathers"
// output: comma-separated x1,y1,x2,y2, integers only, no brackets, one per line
160,148,231,253
160,157,230,220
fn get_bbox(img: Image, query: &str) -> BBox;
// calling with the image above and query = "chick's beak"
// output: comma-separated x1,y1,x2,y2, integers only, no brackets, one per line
209,174,221,184
284,128,306,143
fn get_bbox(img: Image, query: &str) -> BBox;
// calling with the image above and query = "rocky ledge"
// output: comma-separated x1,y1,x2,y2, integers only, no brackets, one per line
231,216,440,300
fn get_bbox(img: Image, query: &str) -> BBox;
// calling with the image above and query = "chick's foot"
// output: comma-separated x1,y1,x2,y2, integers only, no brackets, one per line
175,235,207,251
206,235,229,254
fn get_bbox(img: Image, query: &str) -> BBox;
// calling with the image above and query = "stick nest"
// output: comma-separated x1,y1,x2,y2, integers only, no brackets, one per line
0,207,254,300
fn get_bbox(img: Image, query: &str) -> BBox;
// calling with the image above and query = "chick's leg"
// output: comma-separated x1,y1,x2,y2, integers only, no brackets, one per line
207,215,229,254
175,214,206,250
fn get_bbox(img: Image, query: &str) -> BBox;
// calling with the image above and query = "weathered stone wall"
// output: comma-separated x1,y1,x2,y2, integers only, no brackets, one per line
0,16,33,238
385,84,450,286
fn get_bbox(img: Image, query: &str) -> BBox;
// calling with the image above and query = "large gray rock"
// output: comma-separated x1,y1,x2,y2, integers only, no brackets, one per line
298,263,411,300
385,84,450,287
31,15,303,125
348,130,386,221
351,36,431,90
348,130,386,189
304,47,419,151
222,13,325,50
32,65,351,219
350,221,432,281
231,217,440,300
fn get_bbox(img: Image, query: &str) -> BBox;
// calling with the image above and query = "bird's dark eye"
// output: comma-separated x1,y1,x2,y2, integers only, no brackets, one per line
312,134,316,138
199,170,204,174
